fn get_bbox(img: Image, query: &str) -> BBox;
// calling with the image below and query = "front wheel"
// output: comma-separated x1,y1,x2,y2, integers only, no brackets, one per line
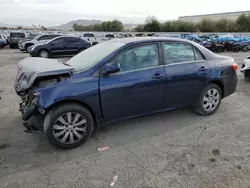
194,84,222,116
39,50,49,58
44,103,94,149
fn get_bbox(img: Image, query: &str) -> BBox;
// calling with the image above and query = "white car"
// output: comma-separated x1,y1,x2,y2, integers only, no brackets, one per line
80,33,104,45
241,56,250,81
19,34,60,52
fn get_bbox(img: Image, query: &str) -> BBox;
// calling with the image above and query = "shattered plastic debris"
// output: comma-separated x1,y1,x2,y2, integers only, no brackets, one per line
110,174,118,187
98,146,110,152
188,163,195,167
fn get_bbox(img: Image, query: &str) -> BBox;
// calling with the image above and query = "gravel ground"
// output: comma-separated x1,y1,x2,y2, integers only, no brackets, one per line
0,48,250,188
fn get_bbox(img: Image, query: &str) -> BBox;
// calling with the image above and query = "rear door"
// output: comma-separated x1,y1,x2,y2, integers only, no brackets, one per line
162,42,211,109
64,37,80,55
99,43,166,121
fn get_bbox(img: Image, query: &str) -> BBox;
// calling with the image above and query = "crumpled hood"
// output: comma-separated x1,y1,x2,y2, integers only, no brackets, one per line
14,57,74,93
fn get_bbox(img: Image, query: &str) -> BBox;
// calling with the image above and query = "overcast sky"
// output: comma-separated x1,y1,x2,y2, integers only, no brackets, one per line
0,0,250,26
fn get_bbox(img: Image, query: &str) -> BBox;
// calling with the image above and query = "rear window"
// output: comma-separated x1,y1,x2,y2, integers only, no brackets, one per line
10,33,25,38
105,34,115,38
83,33,95,37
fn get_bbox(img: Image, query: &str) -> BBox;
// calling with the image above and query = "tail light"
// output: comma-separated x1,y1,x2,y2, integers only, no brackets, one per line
232,63,238,71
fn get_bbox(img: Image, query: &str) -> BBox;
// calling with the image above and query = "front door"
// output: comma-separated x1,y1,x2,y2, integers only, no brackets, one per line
99,43,166,121
50,38,65,56
162,42,211,109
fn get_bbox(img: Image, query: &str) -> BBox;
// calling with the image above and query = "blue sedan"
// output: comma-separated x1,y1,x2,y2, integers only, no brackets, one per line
15,37,238,149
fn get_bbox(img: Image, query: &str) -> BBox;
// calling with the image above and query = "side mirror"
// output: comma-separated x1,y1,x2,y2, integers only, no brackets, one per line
103,63,120,76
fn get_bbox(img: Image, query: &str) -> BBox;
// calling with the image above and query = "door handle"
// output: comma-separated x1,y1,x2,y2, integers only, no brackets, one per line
152,73,164,80
199,66,207,71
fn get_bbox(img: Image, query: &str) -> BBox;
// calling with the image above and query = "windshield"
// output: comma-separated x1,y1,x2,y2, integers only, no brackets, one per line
67,41,125,72
45,37,58,44
33,35,40,40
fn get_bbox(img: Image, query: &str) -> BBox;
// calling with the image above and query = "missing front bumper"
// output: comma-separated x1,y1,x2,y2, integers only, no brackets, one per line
23,114,45,132
21,103,37,121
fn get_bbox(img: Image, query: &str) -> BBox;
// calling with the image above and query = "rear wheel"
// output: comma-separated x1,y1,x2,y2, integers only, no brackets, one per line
244,70,250,82
39,50,49,58
194,84,222,116
44,103,94,149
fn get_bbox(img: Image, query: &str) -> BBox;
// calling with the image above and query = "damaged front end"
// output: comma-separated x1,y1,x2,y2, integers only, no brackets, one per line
20,91,42,121
241,56,250,81
14,57,74,132
19,91,45,132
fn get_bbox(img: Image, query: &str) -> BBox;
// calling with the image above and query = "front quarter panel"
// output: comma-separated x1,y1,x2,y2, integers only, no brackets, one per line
38,75,102,119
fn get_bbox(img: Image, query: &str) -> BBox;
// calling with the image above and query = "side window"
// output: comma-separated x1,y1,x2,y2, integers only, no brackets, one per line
163,43,195,64
52,38,64,45
47,35,57,40
193,48,205,61
109,44,159,72
65,38,80,44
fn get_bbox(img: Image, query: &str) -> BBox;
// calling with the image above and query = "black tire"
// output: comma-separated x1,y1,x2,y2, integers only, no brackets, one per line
244,70,250,82
44,103,94,149
25,44,33,52
38,50,49,58
9,44,14,49
194,83,222,116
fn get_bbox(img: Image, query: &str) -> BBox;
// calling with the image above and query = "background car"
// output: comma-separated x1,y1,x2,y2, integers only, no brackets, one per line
29,36,91,58
0,34,8,48
15,37,238,149
19,34,60,52
104,34,116,40
80,33,102,45
8,32,26,48
241,55,250,81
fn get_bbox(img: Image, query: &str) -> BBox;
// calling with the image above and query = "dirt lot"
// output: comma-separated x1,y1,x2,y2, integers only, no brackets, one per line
0,48,250,188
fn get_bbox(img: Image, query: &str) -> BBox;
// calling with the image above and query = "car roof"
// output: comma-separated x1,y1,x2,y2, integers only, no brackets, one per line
50,36,79,40
109,37,217,60
110,37,192,44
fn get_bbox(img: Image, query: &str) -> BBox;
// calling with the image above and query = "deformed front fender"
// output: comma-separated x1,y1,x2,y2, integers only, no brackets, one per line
37,76,102,119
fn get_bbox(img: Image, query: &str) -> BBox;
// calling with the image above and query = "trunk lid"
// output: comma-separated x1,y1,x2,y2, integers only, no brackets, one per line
214,54,234,69
14,57,74,93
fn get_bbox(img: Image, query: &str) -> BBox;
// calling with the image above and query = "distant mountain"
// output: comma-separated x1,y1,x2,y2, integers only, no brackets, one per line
51,19,102,30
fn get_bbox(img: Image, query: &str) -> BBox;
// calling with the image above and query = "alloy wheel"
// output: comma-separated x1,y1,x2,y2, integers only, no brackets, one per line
39,51,48,58
53,112,87,144
203,88,220,112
